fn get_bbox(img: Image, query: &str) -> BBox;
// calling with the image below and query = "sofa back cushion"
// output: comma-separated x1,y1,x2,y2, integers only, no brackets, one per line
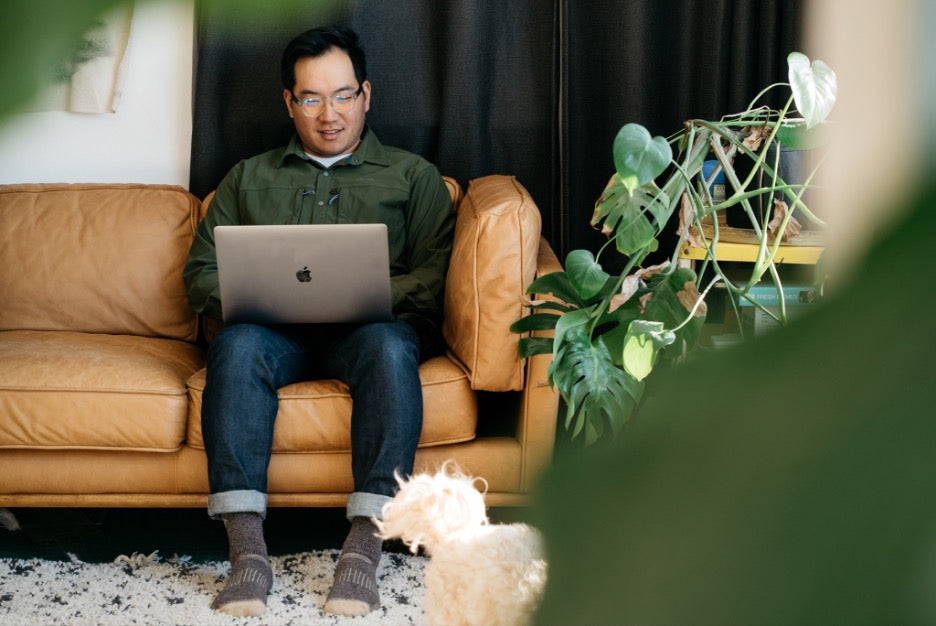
0,184,200,342
443,175,541,391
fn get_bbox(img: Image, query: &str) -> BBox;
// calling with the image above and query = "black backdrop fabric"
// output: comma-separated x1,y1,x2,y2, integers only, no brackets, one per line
190,0,803,264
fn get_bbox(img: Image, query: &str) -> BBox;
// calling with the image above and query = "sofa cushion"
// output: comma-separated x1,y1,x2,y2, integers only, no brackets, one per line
0,330,205,451
443,175,542,391
185,354,477,452
0,184,200,342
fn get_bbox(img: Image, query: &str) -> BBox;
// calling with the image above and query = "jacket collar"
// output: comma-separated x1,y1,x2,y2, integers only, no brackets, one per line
277,125,390,168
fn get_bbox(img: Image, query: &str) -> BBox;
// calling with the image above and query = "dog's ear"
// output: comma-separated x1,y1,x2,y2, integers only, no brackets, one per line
376,467,489,553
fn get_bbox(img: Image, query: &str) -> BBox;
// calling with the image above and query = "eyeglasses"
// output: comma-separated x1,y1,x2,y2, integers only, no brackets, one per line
290,85,363,117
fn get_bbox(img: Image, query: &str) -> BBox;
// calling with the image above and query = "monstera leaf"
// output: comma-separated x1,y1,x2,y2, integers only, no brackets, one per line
621,320,676,382
788,51,837,129
549,326,644,445
592,179,668,256
565,250,611,300
613,124,672,191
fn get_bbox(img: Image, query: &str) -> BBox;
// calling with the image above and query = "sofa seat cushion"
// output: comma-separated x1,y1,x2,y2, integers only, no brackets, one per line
0,330,205,451
186,354,477,452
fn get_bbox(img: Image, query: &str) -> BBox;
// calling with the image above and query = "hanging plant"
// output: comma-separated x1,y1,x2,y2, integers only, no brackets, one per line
512,52,837,446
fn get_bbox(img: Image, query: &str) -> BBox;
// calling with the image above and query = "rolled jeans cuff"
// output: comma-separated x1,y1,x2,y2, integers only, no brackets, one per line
208,489,267,520
347,491,392,521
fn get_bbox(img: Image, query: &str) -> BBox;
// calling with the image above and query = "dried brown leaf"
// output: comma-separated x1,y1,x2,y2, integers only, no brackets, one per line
608,293,627,314
609,275,641,313
676,281,708,318
767,199,803,242
520,295,547,307
677,192,706,249
639,292,653,315
635,261,670,280
742,125,771,152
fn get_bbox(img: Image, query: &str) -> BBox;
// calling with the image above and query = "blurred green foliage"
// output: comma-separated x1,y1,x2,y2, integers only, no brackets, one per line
1,0,125,119
532,180,936,623
0,0,346,121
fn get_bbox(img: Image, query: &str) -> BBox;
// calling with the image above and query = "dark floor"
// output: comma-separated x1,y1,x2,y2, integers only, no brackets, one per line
0,507,347,562
0,506,531,563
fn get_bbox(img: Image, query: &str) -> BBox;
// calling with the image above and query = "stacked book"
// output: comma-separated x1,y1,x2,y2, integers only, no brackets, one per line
735,283,819,335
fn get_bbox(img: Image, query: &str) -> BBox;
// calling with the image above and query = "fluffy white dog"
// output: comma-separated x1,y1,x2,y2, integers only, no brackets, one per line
376,466,547,626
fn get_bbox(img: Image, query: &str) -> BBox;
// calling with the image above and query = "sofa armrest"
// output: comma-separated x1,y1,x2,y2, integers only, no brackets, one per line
517,235,562,490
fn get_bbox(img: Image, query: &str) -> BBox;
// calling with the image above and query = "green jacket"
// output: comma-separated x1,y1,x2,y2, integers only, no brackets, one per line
183,128,456,347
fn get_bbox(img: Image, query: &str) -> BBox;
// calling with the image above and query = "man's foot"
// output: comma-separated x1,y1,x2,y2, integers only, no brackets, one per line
212,512,273,617
323,517,382,616
211,553,274,617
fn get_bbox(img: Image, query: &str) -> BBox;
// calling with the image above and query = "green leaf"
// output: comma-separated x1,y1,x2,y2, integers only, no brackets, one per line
621,320,676,381
613,124,673,191
643,268,705,362
622,332,656,381
549,328,643,444
565,250,610,300
595,308,642,367
518,336,554,358
592,179,669,256
788,51,837,129
510,312,561,334
526,272,586,308
553,308,594,352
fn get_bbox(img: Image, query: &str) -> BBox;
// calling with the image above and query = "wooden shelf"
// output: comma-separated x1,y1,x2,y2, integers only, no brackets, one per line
679,213,825,265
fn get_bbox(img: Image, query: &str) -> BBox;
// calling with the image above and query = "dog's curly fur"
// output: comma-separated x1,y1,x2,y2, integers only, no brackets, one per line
376,466,547,626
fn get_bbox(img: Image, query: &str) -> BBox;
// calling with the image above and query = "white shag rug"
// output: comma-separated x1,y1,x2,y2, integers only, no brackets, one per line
0,549,427,625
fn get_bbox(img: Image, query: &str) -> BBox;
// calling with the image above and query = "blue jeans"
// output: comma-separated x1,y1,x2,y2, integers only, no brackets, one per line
201,320,423,521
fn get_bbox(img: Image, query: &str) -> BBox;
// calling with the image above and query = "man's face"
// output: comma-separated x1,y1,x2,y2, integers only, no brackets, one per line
284,48,371,158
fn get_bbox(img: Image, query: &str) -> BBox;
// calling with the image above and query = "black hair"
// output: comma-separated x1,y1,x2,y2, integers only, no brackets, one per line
281,26,367,91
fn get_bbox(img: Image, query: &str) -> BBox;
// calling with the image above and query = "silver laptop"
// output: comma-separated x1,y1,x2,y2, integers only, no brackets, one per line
214,224,392,325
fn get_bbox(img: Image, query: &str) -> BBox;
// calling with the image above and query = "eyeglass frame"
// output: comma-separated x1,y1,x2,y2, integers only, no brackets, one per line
290,84,364,118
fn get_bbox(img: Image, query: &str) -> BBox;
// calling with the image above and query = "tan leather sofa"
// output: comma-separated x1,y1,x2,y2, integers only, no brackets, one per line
0,176,559,511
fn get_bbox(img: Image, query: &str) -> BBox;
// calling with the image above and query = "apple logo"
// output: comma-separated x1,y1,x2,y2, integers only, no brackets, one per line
296,266,312,282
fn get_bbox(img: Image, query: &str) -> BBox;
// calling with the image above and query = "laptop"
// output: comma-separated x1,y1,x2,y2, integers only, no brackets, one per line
214,224,392,325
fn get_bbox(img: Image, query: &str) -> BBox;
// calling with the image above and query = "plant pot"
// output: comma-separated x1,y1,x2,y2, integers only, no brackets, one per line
725,141,821,231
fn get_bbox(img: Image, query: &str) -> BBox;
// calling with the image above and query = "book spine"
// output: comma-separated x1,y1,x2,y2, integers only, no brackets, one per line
735,286,818,307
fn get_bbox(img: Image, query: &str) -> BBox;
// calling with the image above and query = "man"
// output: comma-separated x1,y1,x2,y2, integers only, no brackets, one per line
183,26,455,618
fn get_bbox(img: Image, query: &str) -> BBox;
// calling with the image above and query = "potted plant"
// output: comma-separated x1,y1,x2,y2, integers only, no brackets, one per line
512,52,837,445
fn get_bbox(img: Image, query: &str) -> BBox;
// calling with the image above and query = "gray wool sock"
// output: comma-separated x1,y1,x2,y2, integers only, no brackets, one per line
212,512,273,617
323,516,383,617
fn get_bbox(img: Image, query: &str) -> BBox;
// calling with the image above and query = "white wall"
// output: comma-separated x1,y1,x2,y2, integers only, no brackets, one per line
0,0,195,187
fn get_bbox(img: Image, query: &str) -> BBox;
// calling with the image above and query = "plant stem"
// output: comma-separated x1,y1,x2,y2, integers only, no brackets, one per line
669,275,722,334
744,82,790,112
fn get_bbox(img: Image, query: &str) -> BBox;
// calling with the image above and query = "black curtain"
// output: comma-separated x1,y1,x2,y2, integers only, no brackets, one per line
563,0,803,267
190,0,803,265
